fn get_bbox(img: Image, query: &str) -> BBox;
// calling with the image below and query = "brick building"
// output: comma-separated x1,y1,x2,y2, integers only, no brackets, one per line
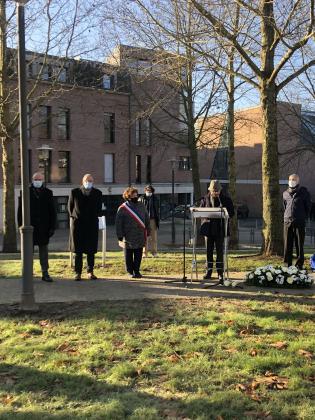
198,102,315,217
0,45,198,228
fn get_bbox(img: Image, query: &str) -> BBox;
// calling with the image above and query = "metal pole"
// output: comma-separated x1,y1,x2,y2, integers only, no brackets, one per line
171,167,175,244
102,216,106,268
17,2,37,310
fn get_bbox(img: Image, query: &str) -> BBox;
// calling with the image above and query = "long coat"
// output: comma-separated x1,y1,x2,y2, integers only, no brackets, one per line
140,195,160,228
200,193,235,237
115,201,150,249
283,186,311,226
68,187,102,254
17,186,57,246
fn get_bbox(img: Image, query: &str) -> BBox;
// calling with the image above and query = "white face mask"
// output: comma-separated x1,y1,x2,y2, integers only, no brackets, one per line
288,180,297,188
145,192,152,197
33,180,43,188
83,181,93,189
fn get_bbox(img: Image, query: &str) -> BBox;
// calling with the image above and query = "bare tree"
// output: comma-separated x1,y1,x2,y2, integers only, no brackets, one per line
1,0,98,252
190,0,315,256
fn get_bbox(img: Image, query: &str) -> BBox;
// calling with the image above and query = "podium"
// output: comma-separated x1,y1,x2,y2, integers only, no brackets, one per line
190,207,230,283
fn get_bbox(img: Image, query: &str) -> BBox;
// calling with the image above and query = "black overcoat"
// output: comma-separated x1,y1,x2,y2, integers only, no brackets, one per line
68,187,102,254
17,186,57,246
200,193,235,237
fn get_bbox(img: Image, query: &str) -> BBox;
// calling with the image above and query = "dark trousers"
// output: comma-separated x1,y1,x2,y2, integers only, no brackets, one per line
74,253,95,274
124,248,143,275
284,223,305,268
37,244,49,273
206,235,224,276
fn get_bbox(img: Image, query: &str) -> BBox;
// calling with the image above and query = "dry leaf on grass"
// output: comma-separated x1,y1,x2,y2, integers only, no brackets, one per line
244,410,273,419
56,342,79,355
167,353,182,363
298,349,313,359
1,395,14,405
270,341,287,350
250,349,258,357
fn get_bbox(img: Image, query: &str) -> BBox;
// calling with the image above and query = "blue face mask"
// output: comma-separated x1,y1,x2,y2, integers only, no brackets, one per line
83,181,93,189
33,180,43,188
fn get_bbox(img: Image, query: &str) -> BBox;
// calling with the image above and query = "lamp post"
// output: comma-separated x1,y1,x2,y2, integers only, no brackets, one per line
37,144,53,184
16,0,37,310
170,157,177,245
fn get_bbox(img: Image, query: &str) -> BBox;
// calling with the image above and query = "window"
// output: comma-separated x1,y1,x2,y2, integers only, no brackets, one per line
178,156,191,171
104,113,115,143
58,151,71,183
104,153,114,183
143,119,151,145
135,119,151,146
38,149,52,182
38,106,51,139
146,155,151,183
135,155,141,183
57,108,70,140
41,64,52,80
27,103,32,139
135,119,141,146
58,68,68,83
103,74,114,89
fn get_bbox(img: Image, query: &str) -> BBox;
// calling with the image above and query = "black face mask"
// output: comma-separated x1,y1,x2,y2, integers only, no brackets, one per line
130,197,138,203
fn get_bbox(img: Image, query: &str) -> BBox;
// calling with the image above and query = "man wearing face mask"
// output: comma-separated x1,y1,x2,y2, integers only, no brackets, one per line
68,174,102,280
200,180,234,283
17,172,57,282
140,185,159,257
283,173,311,269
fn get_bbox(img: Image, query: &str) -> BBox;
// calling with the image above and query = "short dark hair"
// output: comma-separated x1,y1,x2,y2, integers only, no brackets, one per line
145,185,155,193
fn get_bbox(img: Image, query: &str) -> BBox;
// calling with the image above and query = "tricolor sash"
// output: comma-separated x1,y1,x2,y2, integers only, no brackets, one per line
120,202,147,240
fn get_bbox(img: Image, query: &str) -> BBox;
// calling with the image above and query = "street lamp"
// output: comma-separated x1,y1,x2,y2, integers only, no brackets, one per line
37,144,53,184
169,157,178,244
16,0,38,310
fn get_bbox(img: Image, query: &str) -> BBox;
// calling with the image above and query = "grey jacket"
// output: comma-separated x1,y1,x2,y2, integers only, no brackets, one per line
115,201,150,249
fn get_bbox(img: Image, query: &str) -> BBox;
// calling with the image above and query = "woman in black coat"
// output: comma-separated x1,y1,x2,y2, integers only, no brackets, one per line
200,180,235,283
68,174,102,280
17,172,56,282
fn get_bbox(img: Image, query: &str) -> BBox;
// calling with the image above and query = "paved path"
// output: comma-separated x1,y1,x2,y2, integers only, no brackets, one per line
1,273,313,305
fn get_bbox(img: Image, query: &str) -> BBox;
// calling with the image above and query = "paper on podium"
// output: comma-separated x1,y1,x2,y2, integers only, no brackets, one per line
190,207,229,219
98,216,106,230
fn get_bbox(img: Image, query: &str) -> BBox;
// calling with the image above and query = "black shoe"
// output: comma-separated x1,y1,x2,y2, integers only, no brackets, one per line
87,272,97,280
133,273,143,279
42,272,53,282
218,276,224,285
74,273,81,281
203,272,212,280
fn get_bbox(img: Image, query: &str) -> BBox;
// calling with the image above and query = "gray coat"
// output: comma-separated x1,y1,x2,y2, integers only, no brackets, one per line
115,201,150,249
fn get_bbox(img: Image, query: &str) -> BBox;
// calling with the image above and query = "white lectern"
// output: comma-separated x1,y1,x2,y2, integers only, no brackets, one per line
190,207,230,283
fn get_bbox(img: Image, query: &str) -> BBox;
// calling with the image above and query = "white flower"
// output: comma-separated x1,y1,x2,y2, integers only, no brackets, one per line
224,280,231,287
275,269,281,275
266,272,273,281
231,281,237,288
287,276,294,284
249,273,254,279
305,277,312,283
301,270,306,274
291,267,298,274
255,269,261,276
282,267,288,273
278,277,284,285
300,274,305,280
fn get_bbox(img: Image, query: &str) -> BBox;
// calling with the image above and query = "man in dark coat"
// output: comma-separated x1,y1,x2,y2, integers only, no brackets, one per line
283,173,311,269
68,174,102,280
18,172,57,282
200,180,235,282
140,185,159,257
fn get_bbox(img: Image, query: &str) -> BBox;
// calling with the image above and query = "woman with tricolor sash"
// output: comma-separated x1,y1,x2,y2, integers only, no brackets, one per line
115,187,150,278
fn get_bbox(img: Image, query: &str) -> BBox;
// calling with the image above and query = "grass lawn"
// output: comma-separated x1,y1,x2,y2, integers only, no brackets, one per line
1,251,313,280
0,297,314,419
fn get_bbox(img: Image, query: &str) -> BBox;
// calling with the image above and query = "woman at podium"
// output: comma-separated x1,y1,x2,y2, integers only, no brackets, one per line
200,180,235,283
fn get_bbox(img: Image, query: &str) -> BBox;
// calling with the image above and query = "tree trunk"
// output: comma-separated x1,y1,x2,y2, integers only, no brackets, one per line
188,129,201,201
260,84,282,255
0,0,17,252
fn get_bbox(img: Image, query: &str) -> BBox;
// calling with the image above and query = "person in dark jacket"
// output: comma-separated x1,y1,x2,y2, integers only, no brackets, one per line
200,180,235,282
140,185,160,257
17,172,57,282
283,173,311,269
68,174,102,281
116,187,150,278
